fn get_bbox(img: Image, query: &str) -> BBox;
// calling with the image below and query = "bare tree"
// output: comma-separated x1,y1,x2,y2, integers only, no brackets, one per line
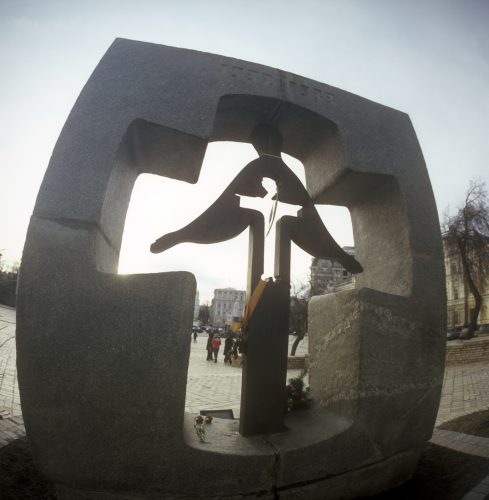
289,283,309,356
444,180,489,337
198,304,210,325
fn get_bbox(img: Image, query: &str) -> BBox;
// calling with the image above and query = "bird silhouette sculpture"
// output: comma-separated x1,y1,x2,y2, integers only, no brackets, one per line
150,123,363,277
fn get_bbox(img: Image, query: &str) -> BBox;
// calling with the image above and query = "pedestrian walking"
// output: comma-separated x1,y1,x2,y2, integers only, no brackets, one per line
206,331,214,361
211,335,221,363
224,331,234,365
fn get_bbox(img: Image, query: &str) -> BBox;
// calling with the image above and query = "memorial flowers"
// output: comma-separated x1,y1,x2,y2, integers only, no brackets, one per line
286,368,312,412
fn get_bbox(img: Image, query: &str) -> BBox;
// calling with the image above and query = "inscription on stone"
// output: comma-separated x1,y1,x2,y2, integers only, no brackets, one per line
221,63,335,103
222,63,274,86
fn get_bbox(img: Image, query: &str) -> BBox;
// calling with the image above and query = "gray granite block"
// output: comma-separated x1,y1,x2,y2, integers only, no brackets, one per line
17,39,445,499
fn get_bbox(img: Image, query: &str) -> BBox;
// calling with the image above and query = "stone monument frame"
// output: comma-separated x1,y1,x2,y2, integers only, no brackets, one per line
17,39,446,499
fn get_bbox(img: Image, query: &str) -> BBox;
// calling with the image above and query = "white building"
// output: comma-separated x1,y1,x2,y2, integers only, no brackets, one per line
211,288,246,327
310,246,356,296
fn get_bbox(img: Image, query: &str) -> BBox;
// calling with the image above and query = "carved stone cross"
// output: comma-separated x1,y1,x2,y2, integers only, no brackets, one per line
151,123,362,436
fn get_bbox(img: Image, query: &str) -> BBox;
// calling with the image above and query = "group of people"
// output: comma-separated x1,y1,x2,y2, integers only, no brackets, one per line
203,329,236,364
193,327,237,364
206,331,222,363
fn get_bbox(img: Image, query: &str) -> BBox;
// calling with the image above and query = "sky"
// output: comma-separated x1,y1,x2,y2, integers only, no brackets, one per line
1,0,488,303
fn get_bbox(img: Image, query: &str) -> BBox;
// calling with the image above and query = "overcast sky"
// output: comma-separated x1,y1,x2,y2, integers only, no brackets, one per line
1,0,488,303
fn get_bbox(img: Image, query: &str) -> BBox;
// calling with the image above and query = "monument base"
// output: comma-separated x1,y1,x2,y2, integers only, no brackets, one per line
53,412,421,500
55,448,419,500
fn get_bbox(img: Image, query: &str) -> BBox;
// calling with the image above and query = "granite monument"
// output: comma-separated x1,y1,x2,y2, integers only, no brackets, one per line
17,39,446,499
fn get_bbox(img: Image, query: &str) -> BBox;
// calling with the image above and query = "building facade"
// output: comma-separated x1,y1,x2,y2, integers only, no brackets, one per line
444,243,489,328
309,246,356,296
211,288,246,327
309,242,489,329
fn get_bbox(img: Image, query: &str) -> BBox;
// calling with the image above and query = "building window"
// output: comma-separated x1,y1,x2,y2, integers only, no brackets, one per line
452,311,459,325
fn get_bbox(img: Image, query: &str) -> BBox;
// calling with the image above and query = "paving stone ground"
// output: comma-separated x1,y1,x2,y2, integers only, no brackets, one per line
186,332,307,417
437,361,489,426
0,305,20,420
2,304,489,498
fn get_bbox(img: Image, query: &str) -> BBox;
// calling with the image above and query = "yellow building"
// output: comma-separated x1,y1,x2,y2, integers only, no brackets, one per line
444,243,489,328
